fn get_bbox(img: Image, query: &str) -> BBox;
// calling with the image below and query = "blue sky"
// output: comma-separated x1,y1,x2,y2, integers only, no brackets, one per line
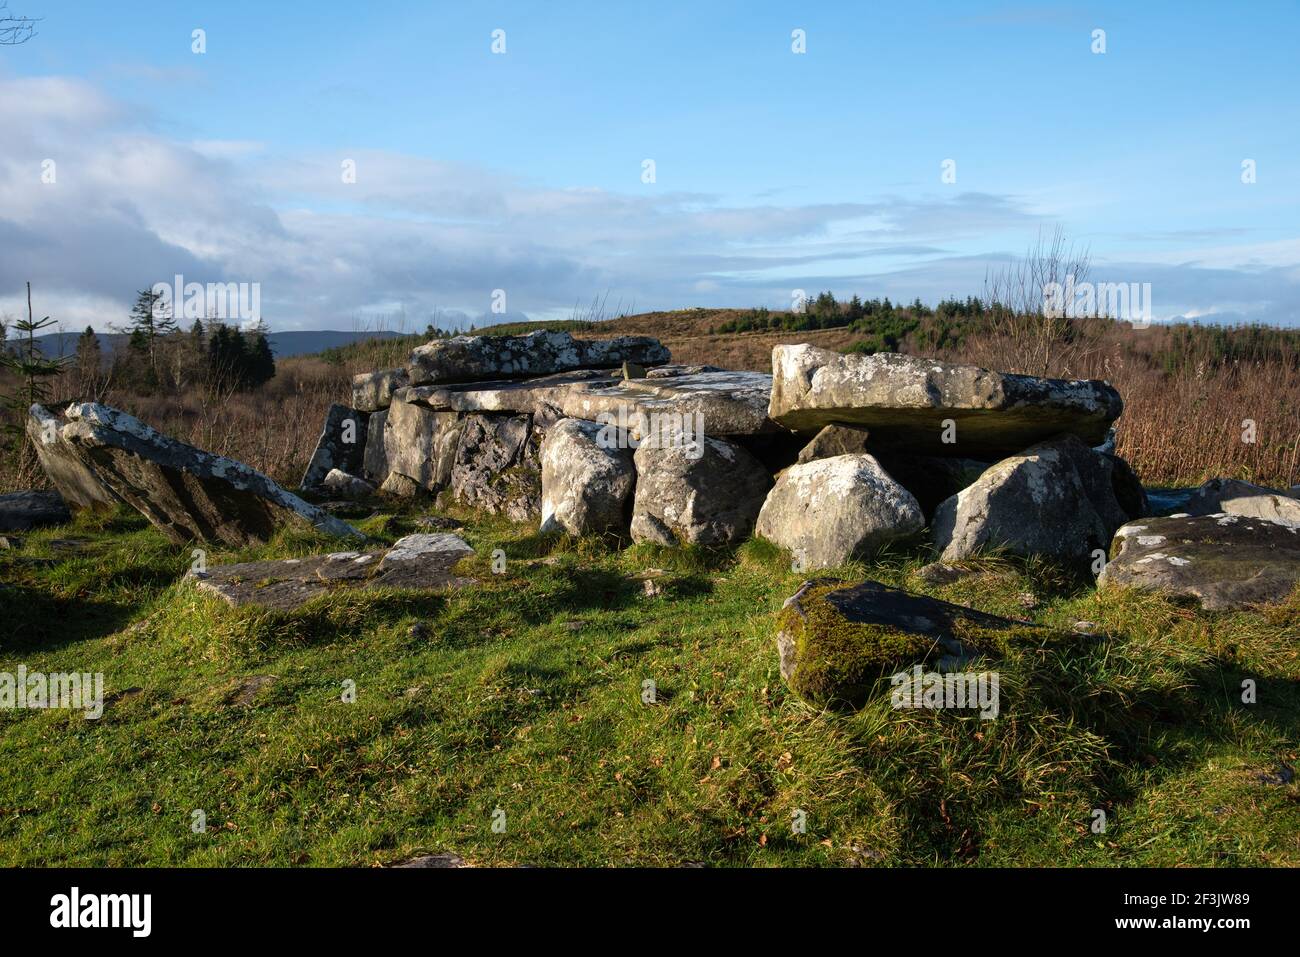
2,0,1298,331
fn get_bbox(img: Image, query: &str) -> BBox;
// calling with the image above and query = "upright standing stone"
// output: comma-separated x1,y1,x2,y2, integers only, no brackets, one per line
26,404,119,511
539,418,635,536
301,404,369,491
630,436,770,546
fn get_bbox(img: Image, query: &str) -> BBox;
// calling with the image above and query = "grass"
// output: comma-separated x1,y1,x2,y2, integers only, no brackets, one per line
0,505,1297,867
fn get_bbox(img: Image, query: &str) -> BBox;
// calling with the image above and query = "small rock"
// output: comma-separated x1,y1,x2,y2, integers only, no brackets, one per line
393,852,466,868
914,562,974,586
0,490,71,532
1072,620,1100,634
408,622,431,640
622,361,647,379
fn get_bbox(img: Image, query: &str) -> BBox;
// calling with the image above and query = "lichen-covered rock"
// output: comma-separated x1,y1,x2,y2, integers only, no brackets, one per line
26,404,119,511
449,413,542,522
57,402,358,546
1099,515,1300,609
776,579,1046,708
1181,478,1300,527
0,490,71,531
383,396,462,493
301,404,369,491
795,424,872,464
190,533,475,609
931,435,1133,566
768,344,1123,458
630,436,770,546
351,368,410,412
558,368,776,437
756,455,923,569
407,330,669,386
322,469,376,500
539,418,635,536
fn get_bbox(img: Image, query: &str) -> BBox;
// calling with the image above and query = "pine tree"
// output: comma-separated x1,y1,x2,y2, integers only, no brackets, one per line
1,283,66,453
74,325,101,394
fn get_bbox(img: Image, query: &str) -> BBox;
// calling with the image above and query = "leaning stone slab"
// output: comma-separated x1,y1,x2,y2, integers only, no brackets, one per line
756,455,923,570
630,436,770,546
189,533,476,610
768,344,1123,458
0,490,71,531
776,579,1046,708
27,404,119,511
301,404,369,491
1099,515,1300,610
351,368,410,412
932,436,1135,567
1181,478,1300,528
407,330,669,386
540,418,635,536
58,402,359,546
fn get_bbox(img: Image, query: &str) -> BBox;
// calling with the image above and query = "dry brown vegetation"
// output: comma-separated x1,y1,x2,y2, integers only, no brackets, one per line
3,310,1297,494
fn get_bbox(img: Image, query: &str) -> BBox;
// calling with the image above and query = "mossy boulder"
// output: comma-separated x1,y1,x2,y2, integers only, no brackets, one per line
775,579,1052,708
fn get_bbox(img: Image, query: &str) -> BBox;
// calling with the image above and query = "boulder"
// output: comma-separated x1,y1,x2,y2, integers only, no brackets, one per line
26,404,119,511
630,436,770,546
361,408,389,484
1181,478,1300,527
190,533,476,610
351,368,410,412
449,413,542,522
931,435,1133,567
539,418,635,536
322,469,376,500
755,455,923,569
0,490,71,531
407,330,669,386
55,402,358,546
1099,515,1300,610
768,344,1123,458
301,404,369,491
383,396,463,494
795,424,872,464
775,579,1046,708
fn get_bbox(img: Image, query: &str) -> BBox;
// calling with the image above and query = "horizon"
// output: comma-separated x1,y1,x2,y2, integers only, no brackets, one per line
2,1,1298,332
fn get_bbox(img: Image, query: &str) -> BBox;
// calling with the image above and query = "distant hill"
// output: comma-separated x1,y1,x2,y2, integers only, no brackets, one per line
19,329,406,360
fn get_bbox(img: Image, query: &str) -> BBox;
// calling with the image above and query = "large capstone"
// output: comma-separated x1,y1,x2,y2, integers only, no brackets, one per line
755,454,923,570
768,344,1123,458
301,404,369,491
539,418,635,536
54,402,358,546
26,404,119,511
1099,515,1300,610
407,330,669,386
776,579,1047,708
629,436,770,546
931,435,1136,567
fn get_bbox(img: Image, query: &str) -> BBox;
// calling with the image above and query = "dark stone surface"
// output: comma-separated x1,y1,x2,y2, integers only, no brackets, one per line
0,490,71,531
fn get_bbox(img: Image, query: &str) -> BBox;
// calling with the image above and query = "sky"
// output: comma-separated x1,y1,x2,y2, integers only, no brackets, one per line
1,0,1298,333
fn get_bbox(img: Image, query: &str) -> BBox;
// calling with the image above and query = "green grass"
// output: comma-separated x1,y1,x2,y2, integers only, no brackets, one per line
1,507,1296,867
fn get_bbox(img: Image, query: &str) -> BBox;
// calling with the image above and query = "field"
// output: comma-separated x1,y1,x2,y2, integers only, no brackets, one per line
1,503,1296,867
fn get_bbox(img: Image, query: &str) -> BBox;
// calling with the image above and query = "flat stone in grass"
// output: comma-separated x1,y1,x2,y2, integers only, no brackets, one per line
1098,514,1300,610
0,490,71,531
55,402,359,546
776,578,1050,708
768,344,1123,458
189,533,476,610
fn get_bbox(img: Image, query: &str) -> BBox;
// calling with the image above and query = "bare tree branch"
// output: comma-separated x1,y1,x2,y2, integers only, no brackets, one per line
0,2,39,45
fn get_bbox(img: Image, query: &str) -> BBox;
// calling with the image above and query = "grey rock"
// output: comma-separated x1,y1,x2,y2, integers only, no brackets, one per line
322,468,376,500
361,408,389,484
301,404,369,491
379,472,423,498
383,396,463,493
26,404,119,511
0,490,71,531
449,414,542,522
795,424,872,464
932,435,1131,566
756,454,923,569
1099,515,1300,610
58,402,358,546
1181,478,1300,527
351,367,410,412
559,368,776,437
622,361,647,379
407,330,669,386
394,853,466,868
630,436,770,546
768,344,1123,458
190,533,475,609
539,418,635,536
